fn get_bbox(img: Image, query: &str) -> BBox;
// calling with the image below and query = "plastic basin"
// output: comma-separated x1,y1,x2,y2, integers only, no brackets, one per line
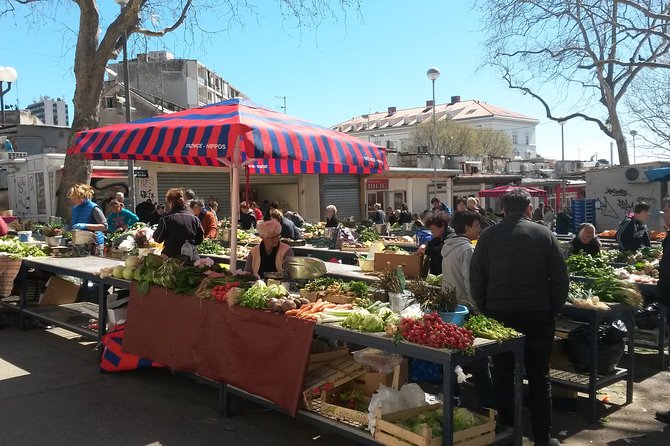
439,305,470,326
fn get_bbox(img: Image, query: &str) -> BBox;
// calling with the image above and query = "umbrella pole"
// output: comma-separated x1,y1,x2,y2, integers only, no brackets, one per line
230,142,240,273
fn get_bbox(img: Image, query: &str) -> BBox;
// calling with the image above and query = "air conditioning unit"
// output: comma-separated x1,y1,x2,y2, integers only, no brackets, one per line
624,167,649,183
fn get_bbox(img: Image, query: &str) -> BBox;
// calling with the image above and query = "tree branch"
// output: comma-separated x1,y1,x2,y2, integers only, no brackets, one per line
501,70,613,138
135,0,192,37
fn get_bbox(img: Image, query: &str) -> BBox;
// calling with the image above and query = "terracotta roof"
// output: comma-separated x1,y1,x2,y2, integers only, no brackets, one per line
333,100,539,132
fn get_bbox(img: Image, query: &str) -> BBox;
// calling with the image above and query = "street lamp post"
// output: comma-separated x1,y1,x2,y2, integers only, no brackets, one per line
114,0,135,212
559,120,566,210
426,67,440,197
630,130,638,165
0,66,18,127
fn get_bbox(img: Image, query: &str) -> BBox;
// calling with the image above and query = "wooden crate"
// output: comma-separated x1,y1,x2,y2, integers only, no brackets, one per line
319,385,372,426
308,347,349,372
374,404,495,446
302,355,367,409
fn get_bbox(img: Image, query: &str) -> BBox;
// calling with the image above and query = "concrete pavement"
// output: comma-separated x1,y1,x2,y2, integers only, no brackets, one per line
1,323,669,445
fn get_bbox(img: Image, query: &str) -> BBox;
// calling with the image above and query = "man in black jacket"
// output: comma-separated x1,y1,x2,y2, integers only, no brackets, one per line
470,188,568,446
654,198,670,424
616,202,651,251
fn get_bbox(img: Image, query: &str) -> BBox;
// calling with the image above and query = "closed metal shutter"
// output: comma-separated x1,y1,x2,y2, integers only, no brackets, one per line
247,174,298,185
157,172,230,217
320,175,361,221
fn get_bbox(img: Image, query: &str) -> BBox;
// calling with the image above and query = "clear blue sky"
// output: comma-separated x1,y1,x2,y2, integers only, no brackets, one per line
0,0,631,163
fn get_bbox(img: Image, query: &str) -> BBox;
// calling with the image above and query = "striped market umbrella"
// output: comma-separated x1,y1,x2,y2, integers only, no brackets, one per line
69,98,388,269
70,98,387,175
478,185,548,198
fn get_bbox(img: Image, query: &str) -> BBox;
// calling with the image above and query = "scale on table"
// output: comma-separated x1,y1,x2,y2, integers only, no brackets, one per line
283,256,327,292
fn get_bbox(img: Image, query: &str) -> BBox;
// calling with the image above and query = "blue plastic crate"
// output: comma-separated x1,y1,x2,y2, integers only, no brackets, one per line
409,358,443,383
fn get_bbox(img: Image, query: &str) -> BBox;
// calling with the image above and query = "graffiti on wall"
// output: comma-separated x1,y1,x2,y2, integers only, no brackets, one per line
14,176,30,216
595,197,619,219
604,188,629,197
137,177,157,204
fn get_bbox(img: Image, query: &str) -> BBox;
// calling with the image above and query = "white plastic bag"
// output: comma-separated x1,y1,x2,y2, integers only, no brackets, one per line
180,241,200,261
353,348,404,374
367,383,428,432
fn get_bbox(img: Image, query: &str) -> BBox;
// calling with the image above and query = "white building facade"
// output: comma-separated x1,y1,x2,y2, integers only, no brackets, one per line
333,96,539,161
26,97,69,127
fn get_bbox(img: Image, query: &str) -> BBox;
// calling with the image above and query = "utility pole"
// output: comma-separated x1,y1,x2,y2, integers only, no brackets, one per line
276,96,287,114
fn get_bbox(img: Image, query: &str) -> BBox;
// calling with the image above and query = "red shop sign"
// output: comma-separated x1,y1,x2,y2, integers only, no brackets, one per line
367,179,389,190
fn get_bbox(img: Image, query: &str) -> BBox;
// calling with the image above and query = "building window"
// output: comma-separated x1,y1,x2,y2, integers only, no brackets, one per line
512,131,518,144
105,97,115,109
525,133,529,145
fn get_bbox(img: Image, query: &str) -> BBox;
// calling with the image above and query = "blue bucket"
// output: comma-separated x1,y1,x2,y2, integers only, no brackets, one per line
439,305,470,326
18,231,31,243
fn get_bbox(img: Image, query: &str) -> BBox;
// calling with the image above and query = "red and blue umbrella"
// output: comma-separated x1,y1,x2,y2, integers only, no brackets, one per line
478,185,547,198
69,98,388,269
69,98,388,175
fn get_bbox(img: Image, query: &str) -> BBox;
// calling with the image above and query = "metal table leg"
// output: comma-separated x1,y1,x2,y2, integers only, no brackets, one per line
218,383,231,418
442,357,453,446
626,311,635,404
97,283,107,360
588,313,600,423
513,340,524,446
659,305,667,370
18,265,28,330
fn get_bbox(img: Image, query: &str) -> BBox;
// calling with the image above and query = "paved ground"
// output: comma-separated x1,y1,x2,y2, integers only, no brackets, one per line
0,320,669,446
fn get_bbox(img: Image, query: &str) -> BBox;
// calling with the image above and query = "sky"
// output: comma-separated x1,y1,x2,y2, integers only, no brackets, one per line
0,0,645,164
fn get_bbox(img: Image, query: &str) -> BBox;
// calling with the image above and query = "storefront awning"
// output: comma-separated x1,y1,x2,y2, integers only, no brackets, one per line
644,167,670,182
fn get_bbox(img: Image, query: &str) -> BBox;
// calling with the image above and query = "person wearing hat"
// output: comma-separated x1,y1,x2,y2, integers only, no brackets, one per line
244,219,295,278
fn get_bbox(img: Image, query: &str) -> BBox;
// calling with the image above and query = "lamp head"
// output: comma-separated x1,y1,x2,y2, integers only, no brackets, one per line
426,67,440,81
558,120,566,127
114,0,130,5
630,130,638,137
0,66,18,83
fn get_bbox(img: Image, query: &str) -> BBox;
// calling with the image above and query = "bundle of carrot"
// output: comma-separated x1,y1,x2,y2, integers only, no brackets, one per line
285,299,355,323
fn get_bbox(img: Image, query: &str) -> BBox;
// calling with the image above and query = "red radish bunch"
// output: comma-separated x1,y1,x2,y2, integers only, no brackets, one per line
211,282,239,302
400,313,475,351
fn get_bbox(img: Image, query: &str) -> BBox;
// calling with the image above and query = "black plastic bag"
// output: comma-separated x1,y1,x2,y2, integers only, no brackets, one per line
566,321,626,375
636,303,662,330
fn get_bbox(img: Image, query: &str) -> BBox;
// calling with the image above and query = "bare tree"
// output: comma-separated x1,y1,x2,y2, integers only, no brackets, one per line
626,62,670,156
2,0,362,219
479,0,670,166
411,119,512,158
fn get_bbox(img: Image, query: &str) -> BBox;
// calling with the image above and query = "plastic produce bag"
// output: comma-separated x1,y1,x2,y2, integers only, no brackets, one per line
353,348,404,374
367,383,428,432
180,241,200,262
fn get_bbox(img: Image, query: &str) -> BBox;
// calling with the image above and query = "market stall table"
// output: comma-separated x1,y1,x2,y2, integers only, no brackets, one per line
18,256,124,341
555,302,635,423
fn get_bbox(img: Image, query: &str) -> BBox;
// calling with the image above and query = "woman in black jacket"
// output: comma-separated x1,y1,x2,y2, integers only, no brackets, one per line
153,188,204,258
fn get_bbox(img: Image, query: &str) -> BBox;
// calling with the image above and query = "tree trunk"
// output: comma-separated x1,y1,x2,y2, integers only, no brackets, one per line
56,4,107,221
607,104,630,166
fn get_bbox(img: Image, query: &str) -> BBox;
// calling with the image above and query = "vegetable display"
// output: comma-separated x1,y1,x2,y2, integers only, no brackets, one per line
0,237,47,258
568,282,610,311
585,276,643,307
464,315,520,341
303,278,369,298
408,280,457,313
239,281,290,309
425,274,442,287
567,254,615,279
357,227,380,243
197,239,224,255
399,313,475,353
394,407,482,437
340,301,399,332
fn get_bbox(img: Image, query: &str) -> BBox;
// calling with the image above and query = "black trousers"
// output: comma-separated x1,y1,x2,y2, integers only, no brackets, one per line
485,309,555,443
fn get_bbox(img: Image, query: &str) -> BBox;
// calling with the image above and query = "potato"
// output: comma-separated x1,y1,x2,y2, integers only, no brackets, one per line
281,300,297,312
267,298,278,309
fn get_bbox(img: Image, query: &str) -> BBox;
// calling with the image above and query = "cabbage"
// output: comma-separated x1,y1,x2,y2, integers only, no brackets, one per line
362,314,384,332
377,307,395,322
453,407,479,432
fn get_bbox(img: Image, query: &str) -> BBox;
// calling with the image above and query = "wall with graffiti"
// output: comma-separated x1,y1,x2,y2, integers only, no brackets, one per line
586,164,667,232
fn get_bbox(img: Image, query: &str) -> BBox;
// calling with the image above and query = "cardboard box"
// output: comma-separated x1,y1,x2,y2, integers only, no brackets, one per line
349,359,408,395
39,276,80,306
302,355,367,409
374,252,423,278
550,337,572,370
308,347,349,372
